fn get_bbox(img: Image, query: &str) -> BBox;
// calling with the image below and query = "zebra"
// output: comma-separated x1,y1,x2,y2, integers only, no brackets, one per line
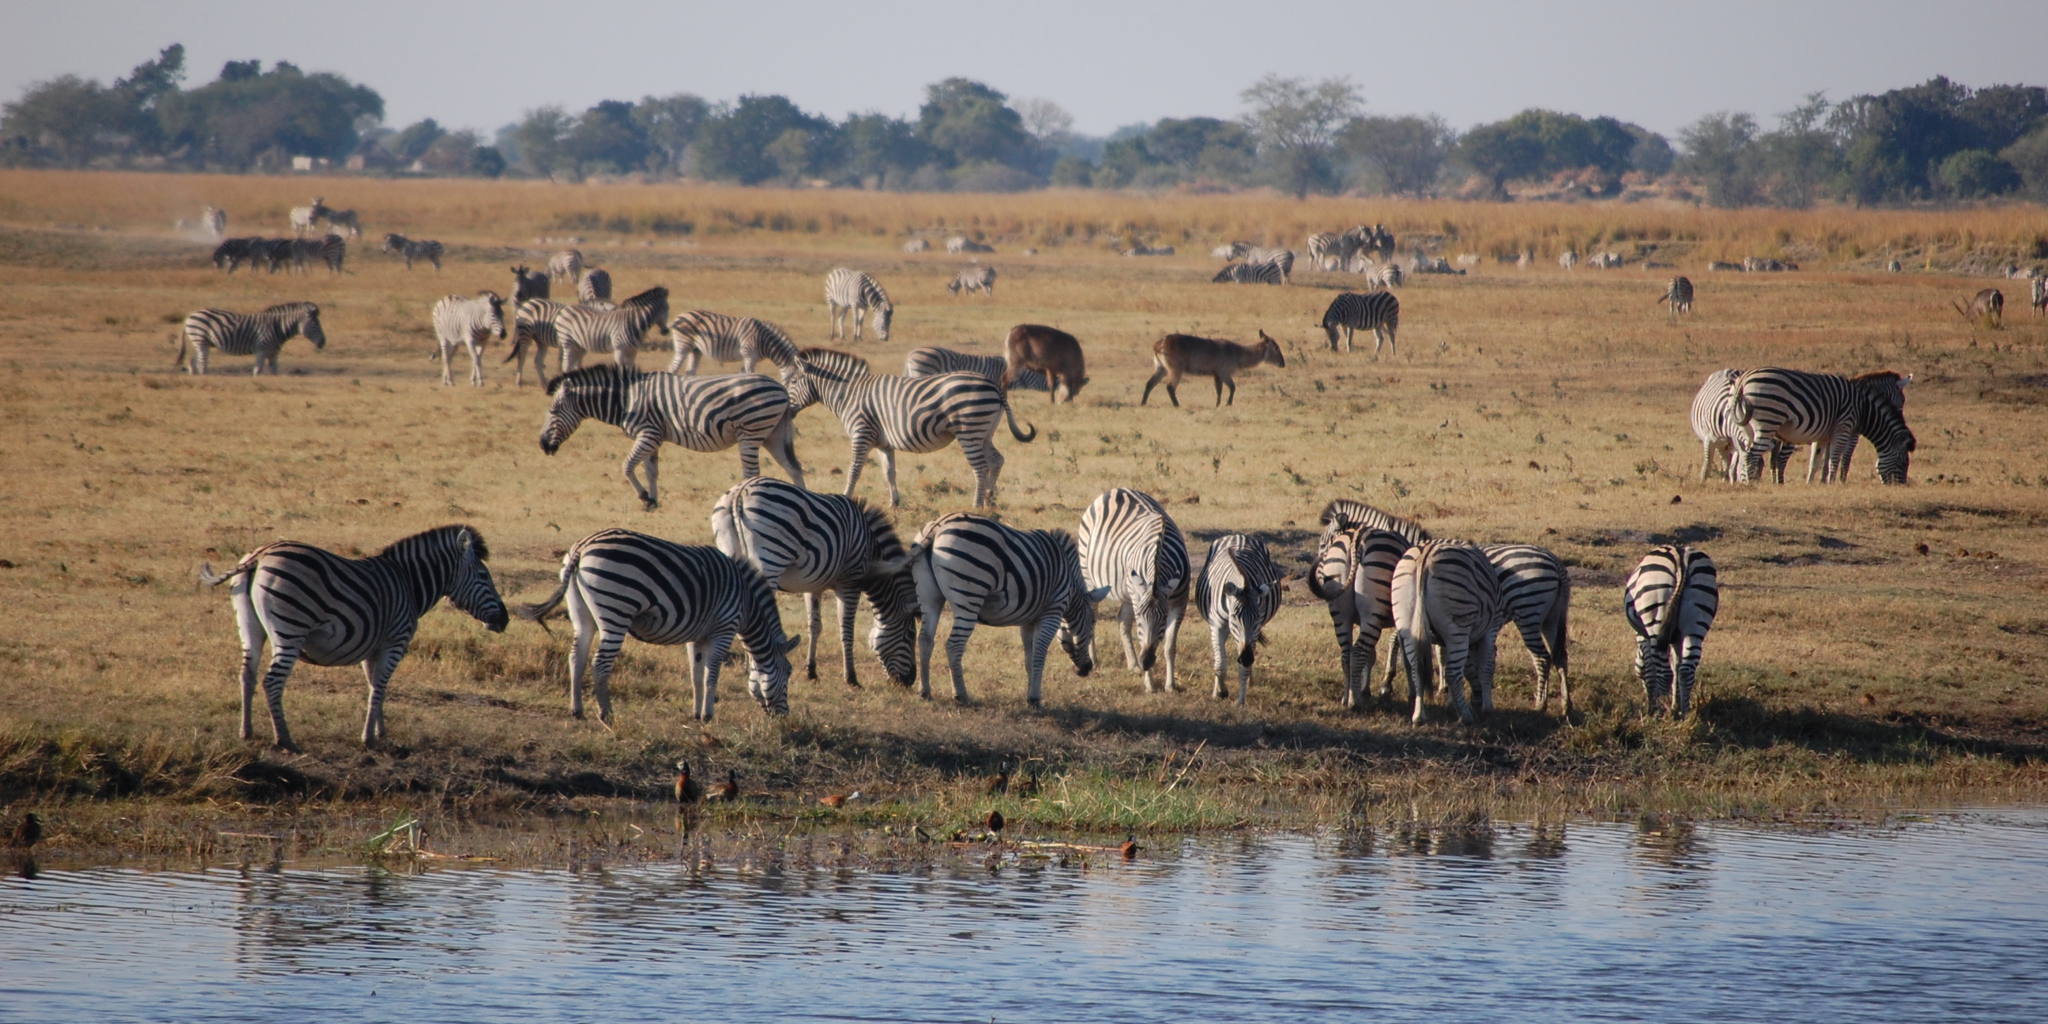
553,286,670,373
506,297,570,387
538,365,803,509
202,206,226,238
1318,497,1429,544
1691,369,1796,483
903,347,1049,393
259,237,296,273
1319,292,1401,357
324,209,361,238
2035,276,2048,317
1194,534,1286,705
548,249,584,283
1307,232,1357,272
669,310,800,375
1213,261,1284,285
1211,241,1251,260
578,267,612,303
211,237,261,272
288,234,344,275
431,291,507,386
1373,263,1404,289
1305,521,1412,709
826,268,894,341
177,302,325,375
711,477,921,689
382,233,443,271
903,238,931,253
1661,276,1694,319
1482,543,1572,715
511,265,550,304
1078,488,1190,694
1392,539,1502,724
1623,545,1719,717
289,197,328,236
781,348,1036,509
518,528,798,723
909,512,1105,705
1558,250,1578,271
946,236,995,253
1733,368,1915,485
197,524,507,752
1244,247,1295,283
948,265,997,297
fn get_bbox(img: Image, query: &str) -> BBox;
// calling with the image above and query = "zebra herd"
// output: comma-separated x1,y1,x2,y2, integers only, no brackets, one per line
1690,367,1915,486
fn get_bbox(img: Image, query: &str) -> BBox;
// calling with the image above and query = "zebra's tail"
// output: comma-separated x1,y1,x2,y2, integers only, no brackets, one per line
1404,559,1437,705
1302,528,1350,602
172,332,187,369
1655,550,1689,647
197,558,255,587
517,571,572,623
1002,395,1037,443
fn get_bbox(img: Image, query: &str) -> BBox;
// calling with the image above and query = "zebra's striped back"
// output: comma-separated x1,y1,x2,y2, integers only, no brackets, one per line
548,249,584,282
1392,539,1503,723
669,310,800,375
554,286,670,371
825,267,893,340
1319,292,1401,356
1306,232,1348,271
903,347,1047,392
1213,261,1283,285
1193,534,1284,704
578,268,612,302
324,209,361,238
1317,498,1427,544
432,292,507,386
1624,545,1719,716
1482,542,1571,712
1244,247,1294,281
1734,367,1914,484
179,302,326,375
911,512,1100,704
382,234,443,270
1078,488,1190,691
948,265,997,297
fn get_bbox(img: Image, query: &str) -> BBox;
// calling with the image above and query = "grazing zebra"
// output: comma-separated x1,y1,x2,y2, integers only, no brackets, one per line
578,267,612,303
288,234,345,275
1392,539,1502,724
1320,291,1401,357
903,347,1048,393
202,206,226,238
903,238,931,253
826,267,894,341
197,524,507,751
1733,368,1915,485
1661,276,1694,318
946,236,994,253
1306,521,1412,709
511,265,550,304
1691,369,1795,483
1482,543,1571,715
711,477,920,688
554,286,670,372
538,365,803,509
1624,545,1719,717
1558,250,1578,271
518,528,798,723
506,297,570,387
381,233,443,270
1307,231,1358,271
1320,498,1428,543
548,249,584,283
1194,534,1286,705
669,310,800,375
948,265,997,297
909,512,1104,705
260,238,295,273
1244,247,1295,283
1213,261,1284,285
782,348,1035,509
431,291,507,386
1373,263,1404,289
1707,260,1744,272
177,302,325,375
1078,488,1190,693
289,198,328,236
211,237,261,272
324,209,361,238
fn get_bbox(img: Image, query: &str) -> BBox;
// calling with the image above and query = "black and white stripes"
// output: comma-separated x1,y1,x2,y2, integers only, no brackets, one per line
904,347,1049,393
1732,367,1915,484
826,267,894,341
178,302,326,375
668,309,800,375
1319,292,1400,357
1623,545,1719,716
554,286,671,372
1392,539,1502,724
1194,534,1286,704
910,512,1103,705
948,265,997,298
538,365,803,508
1213,261,1284,285
431,291,506,386
1078,488,1190,693
381,233,443,270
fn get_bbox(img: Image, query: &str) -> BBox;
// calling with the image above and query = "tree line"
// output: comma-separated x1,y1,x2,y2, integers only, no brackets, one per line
6,44,2047,207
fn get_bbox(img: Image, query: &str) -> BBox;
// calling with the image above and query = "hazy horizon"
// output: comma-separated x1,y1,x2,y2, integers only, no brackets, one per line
5,1,2043,140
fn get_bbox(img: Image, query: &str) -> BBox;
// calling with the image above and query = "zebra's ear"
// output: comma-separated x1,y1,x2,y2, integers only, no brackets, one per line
780,634,802,654
1086,585,1111,604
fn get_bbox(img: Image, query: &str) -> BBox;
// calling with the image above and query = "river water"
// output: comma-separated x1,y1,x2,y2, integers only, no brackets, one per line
4,810,2045,1022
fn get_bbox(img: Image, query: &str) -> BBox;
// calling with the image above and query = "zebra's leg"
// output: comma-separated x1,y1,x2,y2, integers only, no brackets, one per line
1117,600,1144,677
359,640,409,746
914,573,944,701
252,634,305,753
943,601,983,704
696,632,737,722
834,587,861,688
438,338,455,386
1208,615,1230,700
843,427,875,500
622,434,661,509
852,307,865,342
580,592,626,725
1699,439,1718,483
1474,633,1500,717
802,591,823,681
766,413,805,489
1023,615,1061,707
468,337,484,387
1634,638,1671,716
1440,626,1475,725
1331,609,1358,708
1674,634,1706,717
737,432,764,480
229,583,265,740
878,448,901,507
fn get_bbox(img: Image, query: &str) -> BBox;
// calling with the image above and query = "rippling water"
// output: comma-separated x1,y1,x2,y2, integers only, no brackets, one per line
5,811,2047,1022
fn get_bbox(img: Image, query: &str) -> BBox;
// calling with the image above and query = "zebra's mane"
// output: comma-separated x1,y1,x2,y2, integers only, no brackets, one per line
620,286,668,308
545,363,647,396
1317,499,1429,541
261,301,317,317
377,523,488,562
794,347,871,379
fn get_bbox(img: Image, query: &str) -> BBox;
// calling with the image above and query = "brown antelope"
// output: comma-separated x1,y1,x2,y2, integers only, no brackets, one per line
1954,288,2004,328
1002,324,1088,403
1141,331,1286,407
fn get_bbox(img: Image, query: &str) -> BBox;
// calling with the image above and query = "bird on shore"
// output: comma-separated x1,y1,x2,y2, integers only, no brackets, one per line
7,812,41,850
984,809,1005,834
674,761,703,804
820,791,863,808
707,769,739,803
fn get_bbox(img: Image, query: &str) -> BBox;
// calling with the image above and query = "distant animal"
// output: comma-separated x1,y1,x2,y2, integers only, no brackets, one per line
903,238,931,253
1373,263,1404,289
324,209,361,238
1305,517,1412,710
288,197,329,236
578,267,612,303
908,512,1105,705
946,236,995,254
1244,247,1295,282
1391,539,1502,724
506,297,569,387
826,267,894,341
431,291,507,386
211,237,261,272
1213,261,1284,285
708,769,741,802
547,249,584,283
2033,277,2047,317
518,528,798,723
554,286,670,372
511,265,551,304
1454,253,1480,268
1002,323,1088,402
6,812,40,850
1558,250,1578,270
675,760,703,803
538,365,803,509
198,524,507,751
290,234,345,275
177,302,325,376
1482,544,1572,716
1624,545,1719,717
1307,231,1360,271
1078,488,1190,693
669,310,801,375
1743,256,1790,272
984,809,1004,833
904,347,1048,393
1516,252,1533,269
781,348,1036,509
202,206,227,239
711,477,920,688
1661,276,1694,319
1954,288,2004,327
1123,244,1176,257
1588,251,1623,269
1887,259,1903,273
1707,260,1744,272
1211,241,1251,260
1142,330,1286,407
1194,534,1285,705
1732,367,1915,485
381,233,443,270
949,265,997,297
1320,292,1400,357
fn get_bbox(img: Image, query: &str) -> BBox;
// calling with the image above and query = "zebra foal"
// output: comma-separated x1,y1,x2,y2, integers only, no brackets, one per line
198,524,508,751
1624,545,1718,716
519,528,798,723
669,310,800,375
1392,539,1502,724
178,302,325,375
826,268,894,341
948,265,997,297
1077,488,1190,693
910,513,1105,705
538,365,803,509
1195,534,1286,705
554,286,670,373
382,233,443,270
431,292,507,386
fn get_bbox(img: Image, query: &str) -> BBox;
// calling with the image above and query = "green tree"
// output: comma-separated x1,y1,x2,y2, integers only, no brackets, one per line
1339,114,1455,194
633,93,709,175
1458,121,1546,192
2003,124,2048,200
509,106,571,178
839,112,930,187
1938,149,2021,197
693,94,835,184
157,60,383,169
389,118,445,163
918,78,1035,171
1756,93,1841,208
1239,75,1362,198
1678,112,1761,207
562,99,649,175
1,43,184,166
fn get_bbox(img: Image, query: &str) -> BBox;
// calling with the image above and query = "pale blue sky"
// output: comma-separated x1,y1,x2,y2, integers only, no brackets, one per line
5,0,2042,139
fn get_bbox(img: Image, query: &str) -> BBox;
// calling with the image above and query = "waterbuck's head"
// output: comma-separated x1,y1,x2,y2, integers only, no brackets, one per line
1257,330,1285,368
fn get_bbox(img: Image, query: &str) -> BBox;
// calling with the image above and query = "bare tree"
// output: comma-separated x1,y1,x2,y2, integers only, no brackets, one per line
1016,98,1075,144
1240,75,1364,198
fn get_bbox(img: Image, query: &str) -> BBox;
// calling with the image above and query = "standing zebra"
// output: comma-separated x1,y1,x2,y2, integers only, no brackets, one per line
1691,369,1794,483
1661,276,1694,319
910,512,1105,705
1194,534,1286,705
1243,247,1295,283
1319,292,1401,357
904,347,1048,393
431,291,507,386
511,265,550,304
1482,543,1572,715
259,238,295,274
1392,539,1502,724
826,268,894,341
506,297,569,387
1318,498,1428,544
948,265,997,298
554,286,670,372
178,302,326,375
578,267,612,303
1077,488,1190,693
1558,250,1578,271
548,249,584,283
1307,232,1356,272
711,478,920,688
289,234,345,275
1306,521,1412,710
669,310,800,375
538,365,803,509
202,206,227,238
518,528,798,723
197,524,508,752
2033,276,2047,317
781,348,1036,509
1212,261,1284,285
382,233,444,270
211,237,261,272
289,197,328,236
1733,367,1915,484
324,209,362,238
1623,545,1719,717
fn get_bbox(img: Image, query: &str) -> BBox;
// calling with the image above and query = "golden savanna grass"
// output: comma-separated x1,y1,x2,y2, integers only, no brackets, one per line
4,169,2048,860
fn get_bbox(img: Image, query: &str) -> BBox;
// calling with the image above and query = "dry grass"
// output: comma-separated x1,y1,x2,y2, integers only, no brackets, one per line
4,170,2048,859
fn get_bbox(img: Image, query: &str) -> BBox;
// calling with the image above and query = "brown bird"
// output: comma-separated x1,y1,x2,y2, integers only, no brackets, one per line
820,790,862,808
707,768,739,803
1120,835,1140,860
674,761,703,804
984,809,1005,834
7,812,41,850
985,770,1011,796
